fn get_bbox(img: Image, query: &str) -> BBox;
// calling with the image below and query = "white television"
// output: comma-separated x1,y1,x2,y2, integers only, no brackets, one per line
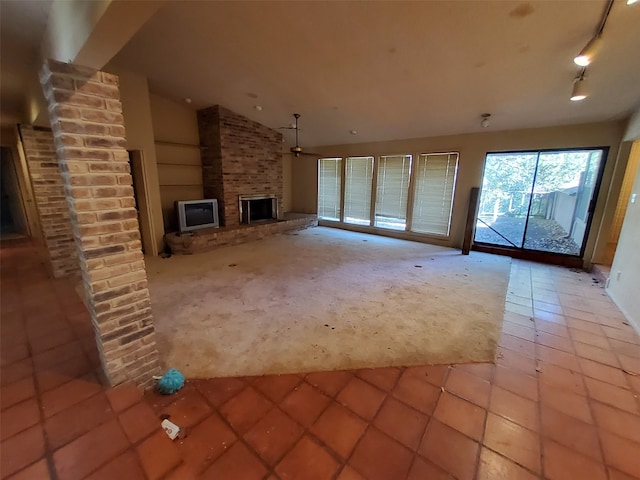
176,199,219,233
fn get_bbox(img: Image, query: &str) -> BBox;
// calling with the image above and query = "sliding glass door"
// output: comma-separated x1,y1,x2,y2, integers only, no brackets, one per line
474,149,605,257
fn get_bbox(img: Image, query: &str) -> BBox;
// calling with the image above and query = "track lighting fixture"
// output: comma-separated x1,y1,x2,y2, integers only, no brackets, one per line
571,74,588,101
480,113,491,128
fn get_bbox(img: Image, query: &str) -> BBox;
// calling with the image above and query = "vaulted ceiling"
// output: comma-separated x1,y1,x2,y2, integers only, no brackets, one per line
2,1,640,147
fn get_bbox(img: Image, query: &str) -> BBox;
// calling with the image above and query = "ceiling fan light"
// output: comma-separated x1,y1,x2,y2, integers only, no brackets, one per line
570,77,588,101
574,36,601,66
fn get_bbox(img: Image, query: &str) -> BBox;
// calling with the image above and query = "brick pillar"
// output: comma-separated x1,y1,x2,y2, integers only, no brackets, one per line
18,125,78,278
40,59,160,388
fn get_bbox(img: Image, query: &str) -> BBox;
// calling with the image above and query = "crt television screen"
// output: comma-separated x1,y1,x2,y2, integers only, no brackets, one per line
184,202,215,227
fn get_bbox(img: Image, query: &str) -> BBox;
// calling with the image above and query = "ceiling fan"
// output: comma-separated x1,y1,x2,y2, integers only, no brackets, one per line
283,113,319,157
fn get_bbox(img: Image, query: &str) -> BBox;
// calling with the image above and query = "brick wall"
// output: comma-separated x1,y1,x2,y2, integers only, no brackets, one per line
198,105,283,227
18,125,78,278
40,59,160,388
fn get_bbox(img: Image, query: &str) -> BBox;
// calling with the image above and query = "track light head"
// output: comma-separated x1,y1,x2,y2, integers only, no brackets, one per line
574,36,602,66
571,76,588,101
480,113,491,128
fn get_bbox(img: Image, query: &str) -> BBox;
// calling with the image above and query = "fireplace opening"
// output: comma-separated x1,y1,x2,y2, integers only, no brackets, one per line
239,195,278,224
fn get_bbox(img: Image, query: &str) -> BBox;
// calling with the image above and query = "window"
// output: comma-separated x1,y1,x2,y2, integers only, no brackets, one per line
344,156,374,225
411,153,458,236
318,158,342,221
375,155,412,230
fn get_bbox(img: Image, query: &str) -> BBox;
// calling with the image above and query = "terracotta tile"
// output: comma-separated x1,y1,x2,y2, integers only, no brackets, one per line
537,361,585,395
1,359,33,386
1,342,29,367
455,362,494,381
404,364,449,387
305,370,352,396
535,330,574,353
496,348,538,376
618,353,640,375
504,311,536,328
540,405,602,461
536,344,580,371
609,338,640,358
337,465,367,480
350,427,413,480
493,365,538,401
373,396,429,450
32,341,85,371
569,327,611,349
157,386,212,428
251,373,302,402
502,323,536,343
406,456,450,480
41,375,103,418
176,413,236,475
29,328,76,354
355,366,401,391
591,401,640,443
535,319,570,338
53,419,128,480
219,385,272,433
433,391,485,441
337,376,386,420
105,381,143,413
489,386,538,431
505,302,533,317
0,376,35,411
391,369,441,414
244,407,304,464
600,431,640,478
0,425,45,478
608,468,640,480
602,325,640,344
419,419,479,480
280,382,330,427
310,403,367,459
36,356,92,393
192,377,246,407
539,382,592,424
566,316,603,334
445,367,491,407
483,413,540,473
201,441,267,479
574,341,620,367
136,430,182,480
533,300,563,314
499,333,536,358
118,401,158,444
477,447,538,480
45,393,113,450
275,435,339,480
84,451,145,480
584,376,640,414
0,397,40,441
532,309,565,324
162,464,198,480
579,358,630,389
544,439,607,480
6,458,51,480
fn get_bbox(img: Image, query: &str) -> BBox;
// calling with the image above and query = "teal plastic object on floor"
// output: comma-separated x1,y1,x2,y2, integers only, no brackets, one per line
156,368,185,395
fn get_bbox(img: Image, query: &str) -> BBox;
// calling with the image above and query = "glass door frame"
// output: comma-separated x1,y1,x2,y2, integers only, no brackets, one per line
473,146,609,264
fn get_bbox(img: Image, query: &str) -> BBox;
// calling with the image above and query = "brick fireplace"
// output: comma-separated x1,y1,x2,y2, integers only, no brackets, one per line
197,105,283,227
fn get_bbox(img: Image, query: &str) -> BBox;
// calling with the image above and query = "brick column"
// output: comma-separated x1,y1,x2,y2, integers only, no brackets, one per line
18,125,78,278
40,59,160,388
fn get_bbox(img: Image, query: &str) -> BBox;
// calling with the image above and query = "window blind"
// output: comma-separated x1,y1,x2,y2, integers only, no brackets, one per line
317,158,342,220
375,155,412,230
344,156,374,225
411,153,459,236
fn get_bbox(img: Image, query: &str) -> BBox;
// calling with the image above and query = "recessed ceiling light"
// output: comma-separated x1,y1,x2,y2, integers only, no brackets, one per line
254,105,263,111
183,98,192,104
350,130,358,135
480,113,491,128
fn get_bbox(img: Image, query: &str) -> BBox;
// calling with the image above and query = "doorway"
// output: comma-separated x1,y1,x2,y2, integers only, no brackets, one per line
474,148,606,261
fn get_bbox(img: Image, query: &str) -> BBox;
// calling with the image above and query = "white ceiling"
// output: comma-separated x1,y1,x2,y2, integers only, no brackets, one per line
2,1,640,147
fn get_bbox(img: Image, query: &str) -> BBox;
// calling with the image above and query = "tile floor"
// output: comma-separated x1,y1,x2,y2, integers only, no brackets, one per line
1,239,640,480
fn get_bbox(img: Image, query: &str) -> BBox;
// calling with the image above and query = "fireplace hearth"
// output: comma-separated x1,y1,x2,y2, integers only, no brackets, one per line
239,194,278,224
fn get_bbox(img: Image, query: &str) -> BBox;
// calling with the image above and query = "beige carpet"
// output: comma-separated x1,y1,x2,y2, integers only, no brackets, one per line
146,227,511,378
